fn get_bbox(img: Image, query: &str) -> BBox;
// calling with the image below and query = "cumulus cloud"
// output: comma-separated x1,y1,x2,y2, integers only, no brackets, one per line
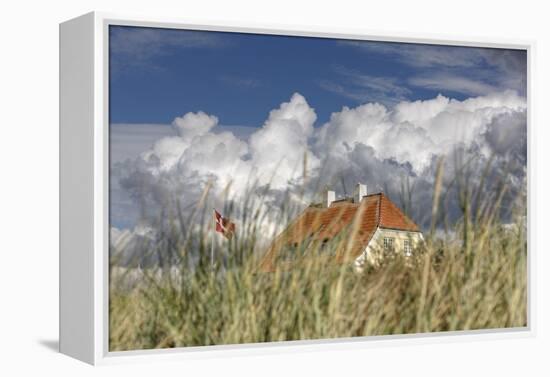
483,110,527,162
110,123,175,163
111,90,527,261
313,90,525,175
249,93,319,189
112,94,320,232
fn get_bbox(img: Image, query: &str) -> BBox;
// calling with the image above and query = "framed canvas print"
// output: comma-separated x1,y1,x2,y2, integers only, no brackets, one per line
60,12,534,365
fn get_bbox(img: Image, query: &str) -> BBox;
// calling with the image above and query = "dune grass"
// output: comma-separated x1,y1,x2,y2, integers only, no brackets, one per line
109,163,527,351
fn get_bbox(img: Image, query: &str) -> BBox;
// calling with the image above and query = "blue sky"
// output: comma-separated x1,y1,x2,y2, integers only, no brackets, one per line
108,25,527,232
109,25,526,128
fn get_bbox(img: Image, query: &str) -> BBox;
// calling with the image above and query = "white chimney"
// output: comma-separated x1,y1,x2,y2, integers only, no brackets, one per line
354,183,367,204
325,190,336,208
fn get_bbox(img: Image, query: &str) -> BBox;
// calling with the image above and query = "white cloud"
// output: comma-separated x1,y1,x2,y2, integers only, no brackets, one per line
110,123,258,165
341,41,487,68
110,123,175,163
249,93,319,189
173,111,219,140
112,94,321,233
340,41,527,96
408,75,499,96
110,27,222,65
319,66,411,105
111,90,527,261
314,91,525,175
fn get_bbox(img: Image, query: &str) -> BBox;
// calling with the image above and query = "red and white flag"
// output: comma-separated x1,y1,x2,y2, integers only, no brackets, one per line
214,209,236,240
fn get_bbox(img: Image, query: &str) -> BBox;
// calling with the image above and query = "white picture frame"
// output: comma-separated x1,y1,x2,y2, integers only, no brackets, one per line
59,11,535,365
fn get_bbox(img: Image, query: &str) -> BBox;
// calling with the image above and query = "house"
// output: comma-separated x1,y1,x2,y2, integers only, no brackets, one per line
260,183,424,272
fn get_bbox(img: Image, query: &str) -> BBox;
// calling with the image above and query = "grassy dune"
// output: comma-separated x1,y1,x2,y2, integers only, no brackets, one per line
109,165,527,351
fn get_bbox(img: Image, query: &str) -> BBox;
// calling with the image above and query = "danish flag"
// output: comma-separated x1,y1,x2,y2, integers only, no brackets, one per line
214,209,236,239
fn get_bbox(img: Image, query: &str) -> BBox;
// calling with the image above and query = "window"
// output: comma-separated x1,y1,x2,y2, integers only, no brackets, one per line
383,237,395,251
404,239,412,256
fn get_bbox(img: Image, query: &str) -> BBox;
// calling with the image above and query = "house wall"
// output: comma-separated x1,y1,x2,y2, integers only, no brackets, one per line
354,227,424,270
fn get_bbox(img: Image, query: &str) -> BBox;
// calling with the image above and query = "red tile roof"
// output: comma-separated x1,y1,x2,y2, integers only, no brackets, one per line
259,192,420,271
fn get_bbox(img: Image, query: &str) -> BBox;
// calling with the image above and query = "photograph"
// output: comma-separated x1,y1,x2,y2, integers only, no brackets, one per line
107,25,528,351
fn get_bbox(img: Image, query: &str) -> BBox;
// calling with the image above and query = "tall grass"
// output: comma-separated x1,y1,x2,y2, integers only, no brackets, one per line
109,162,527,351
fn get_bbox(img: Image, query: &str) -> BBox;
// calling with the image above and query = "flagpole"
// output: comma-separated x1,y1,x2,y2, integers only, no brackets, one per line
211,209,214,271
